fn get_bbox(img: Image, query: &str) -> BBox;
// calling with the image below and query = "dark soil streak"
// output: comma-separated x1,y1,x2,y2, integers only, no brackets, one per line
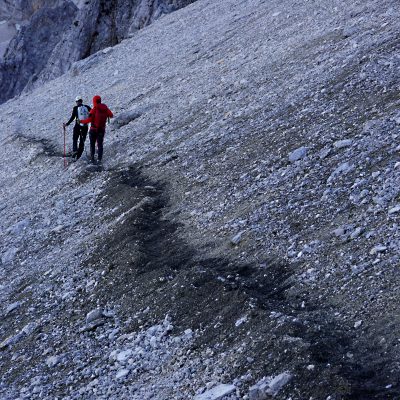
87,166,399,399
15,133,64,158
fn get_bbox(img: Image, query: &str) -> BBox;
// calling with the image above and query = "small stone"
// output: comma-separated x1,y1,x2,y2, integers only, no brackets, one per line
231,231,246,245
266,372,292,396
289,146,307,162
194,383,236,400
350,227,363,239
52,225,65,233
86,308,103,324
334,139,353,148
116,369,130,379
0,332,23,349
388,205,400,215
369,245,387,255
116,350,132,362
5,301,21,315
327,162,354,184
333,227,346,237
354,320,363,329
235,316,248,327
46,355,60,368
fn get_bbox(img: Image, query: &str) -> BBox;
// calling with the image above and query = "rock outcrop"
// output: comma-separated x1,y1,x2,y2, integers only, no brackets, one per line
0,0,195,104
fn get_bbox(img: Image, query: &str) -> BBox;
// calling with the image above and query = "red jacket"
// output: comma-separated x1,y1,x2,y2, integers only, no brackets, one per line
81,95,113,131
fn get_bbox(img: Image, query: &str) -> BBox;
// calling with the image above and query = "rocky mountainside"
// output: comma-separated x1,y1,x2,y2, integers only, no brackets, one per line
0,0,399,399
0,0,195,104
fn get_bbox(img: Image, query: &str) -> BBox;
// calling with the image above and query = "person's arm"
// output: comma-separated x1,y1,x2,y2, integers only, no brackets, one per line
65,106,77,126
107,108,113,118
80,109,94,125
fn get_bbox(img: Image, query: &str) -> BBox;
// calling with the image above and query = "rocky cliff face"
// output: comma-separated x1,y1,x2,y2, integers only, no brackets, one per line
0,0,195,104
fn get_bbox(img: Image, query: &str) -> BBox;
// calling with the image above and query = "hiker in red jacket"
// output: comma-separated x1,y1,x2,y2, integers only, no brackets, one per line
79,95,113,165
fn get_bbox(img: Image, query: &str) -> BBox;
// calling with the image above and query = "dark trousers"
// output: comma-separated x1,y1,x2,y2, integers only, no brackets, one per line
72,124,88,159
89,129,105,161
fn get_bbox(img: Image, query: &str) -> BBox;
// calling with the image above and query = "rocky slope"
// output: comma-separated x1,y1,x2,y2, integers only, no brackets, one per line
0,0,399,399
0,0,195,104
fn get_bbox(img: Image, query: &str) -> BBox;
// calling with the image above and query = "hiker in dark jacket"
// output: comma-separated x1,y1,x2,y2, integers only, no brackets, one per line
63,96,91,159
79,95,113,165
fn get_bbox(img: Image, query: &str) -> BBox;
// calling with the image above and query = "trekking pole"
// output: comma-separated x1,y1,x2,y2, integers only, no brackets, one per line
63,125,67,169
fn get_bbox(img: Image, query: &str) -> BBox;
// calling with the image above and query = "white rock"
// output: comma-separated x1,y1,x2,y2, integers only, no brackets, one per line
86,308,103,324
22,322,37,335
249,372,292,399
266,372,292,396
231,231,246,245
334,139,352,148
116,350,132,362
327,162,354,184
46,355,60,368
388,205,400,215
0,332,23,349
369,245,387,255
194,384,236,400
350,227,363,239
288,146,307,162
149,336,158,348
333,227,346,237
354,320,363,329
116,369,130,379
5,301,21,315
235,316,248,327
2,247,18,263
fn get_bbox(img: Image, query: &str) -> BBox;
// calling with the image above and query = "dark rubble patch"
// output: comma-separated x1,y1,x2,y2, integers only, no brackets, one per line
78,165,400,398
15,133,64,158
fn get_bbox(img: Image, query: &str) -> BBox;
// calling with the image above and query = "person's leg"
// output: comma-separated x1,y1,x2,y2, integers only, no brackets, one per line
76,126,88,159
97,130,105,161
89,129,97,163
72,125,80,155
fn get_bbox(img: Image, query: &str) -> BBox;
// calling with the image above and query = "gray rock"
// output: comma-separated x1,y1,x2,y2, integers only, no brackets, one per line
231,230,246,245
86,308,104,324
350,227,363,239
116,369,130,379
266,372,292,396
5,301,21,315
342,25,359,38
388,205,400,215
194,384,236,400
354,320,363,329
249,373,292,399
288,147,307,162
334,139,353,148
370,245,387,255
0,332,23,349
113,109,144,129
46,355,60,368
327,162,354,184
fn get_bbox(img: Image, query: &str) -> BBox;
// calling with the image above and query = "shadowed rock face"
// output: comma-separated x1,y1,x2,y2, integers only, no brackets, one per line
0,2,77,104
0,0,66,21
0,0,195,104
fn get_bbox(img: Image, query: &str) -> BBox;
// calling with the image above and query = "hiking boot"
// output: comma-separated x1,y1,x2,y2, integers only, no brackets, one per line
71,150,78,158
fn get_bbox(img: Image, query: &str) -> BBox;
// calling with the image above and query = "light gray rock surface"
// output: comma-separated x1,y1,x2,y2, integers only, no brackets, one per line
0,0,399,399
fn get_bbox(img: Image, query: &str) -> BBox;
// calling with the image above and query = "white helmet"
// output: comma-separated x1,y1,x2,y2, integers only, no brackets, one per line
75,95,83,102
